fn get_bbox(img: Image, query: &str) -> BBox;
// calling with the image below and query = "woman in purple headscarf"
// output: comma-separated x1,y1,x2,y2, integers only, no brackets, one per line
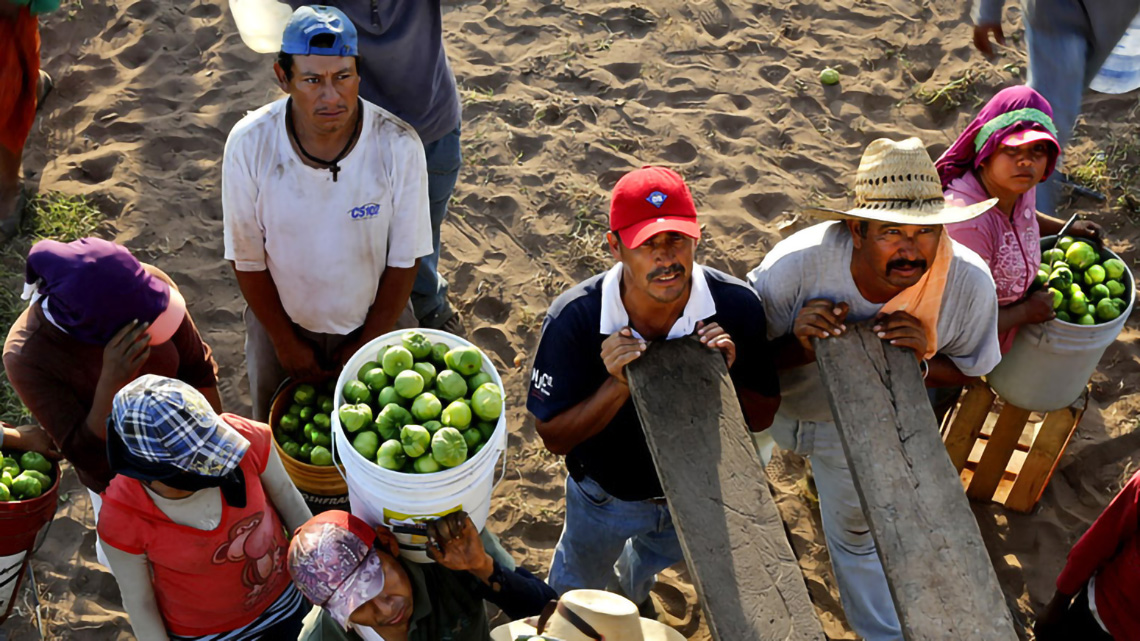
2,238,221,495
937,86,1104,353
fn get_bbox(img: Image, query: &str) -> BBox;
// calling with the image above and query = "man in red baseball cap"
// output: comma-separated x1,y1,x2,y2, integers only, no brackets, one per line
527,166,781,615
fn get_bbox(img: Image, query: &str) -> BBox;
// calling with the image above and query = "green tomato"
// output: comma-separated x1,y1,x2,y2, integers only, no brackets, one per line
377,404,413,441
11,473,41,500
382,346,415,378
1090,283,1111,302
412,362,437,388
279,413,301,433
1056,236,1075,252
471,383,504,422
462,428,482,450
444,346,483,376
353,431,380,460
819,67,840,85
466,372,493,392
287,403,304,417
1103,258,1127,282
22,470,50,489
1034,269,1048,288
430,342,450,367
293,384,318,406
431,428,469,468
281,441,302,460
476,420,496,442
400,424,431,458
1,470,13,487
394,370,425,399
0,484,9,501
1048,266,1073,291
1055,310,1072,323
1084,264,1107,286
1042,248,1066,267
413,455,441,474
299,443,314,462
310,430,332,448
338,403,374,433
310,445,334,467
313,413,331,430
435,370,468,402
319,396,335,414
1107,279,1127,298
377,439,407,471
343,380,372,405
411,393,443,422
357,360,381,383
1068,291,1089,315
377,386,404,408
402,330,434,360
1077,313,1097,326
0,456,17,478
441,400,473,430
1096,297,1123,322
363,368,390,393
423,420,443,435
299,406,316,422
1065,241,1099,270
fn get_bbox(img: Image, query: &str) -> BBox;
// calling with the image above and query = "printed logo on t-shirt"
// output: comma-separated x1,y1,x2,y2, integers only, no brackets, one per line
349,203,383,220
530,368,553,398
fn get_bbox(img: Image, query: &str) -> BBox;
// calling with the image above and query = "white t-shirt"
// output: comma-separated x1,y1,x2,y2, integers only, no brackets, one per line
748,221,1002,423
222,98,433,335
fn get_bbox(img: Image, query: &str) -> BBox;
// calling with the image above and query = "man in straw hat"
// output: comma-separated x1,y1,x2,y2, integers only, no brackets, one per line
748,137,1003,640
288,509,555,641
528,166,780,615
491,589,685,641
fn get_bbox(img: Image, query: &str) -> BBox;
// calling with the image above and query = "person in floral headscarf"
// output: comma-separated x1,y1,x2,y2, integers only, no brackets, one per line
937,86,1105,354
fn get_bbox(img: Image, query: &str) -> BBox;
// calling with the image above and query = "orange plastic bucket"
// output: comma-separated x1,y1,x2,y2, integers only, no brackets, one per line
270,379,348,514
0,456,60,623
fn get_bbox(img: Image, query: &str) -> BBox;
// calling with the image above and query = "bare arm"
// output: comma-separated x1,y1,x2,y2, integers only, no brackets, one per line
102,546,170,641
261,446,312,532
924,354,976,388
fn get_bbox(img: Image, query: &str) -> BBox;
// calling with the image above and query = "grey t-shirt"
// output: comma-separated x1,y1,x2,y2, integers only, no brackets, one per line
748,222,1002,423
289,0,461,144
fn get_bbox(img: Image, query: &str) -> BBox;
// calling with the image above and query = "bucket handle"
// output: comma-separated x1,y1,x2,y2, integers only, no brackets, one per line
492,444,509,491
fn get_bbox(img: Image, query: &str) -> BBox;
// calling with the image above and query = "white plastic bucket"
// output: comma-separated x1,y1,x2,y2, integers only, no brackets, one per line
986,237,1134,412
229,0,293,54
331,329,508,563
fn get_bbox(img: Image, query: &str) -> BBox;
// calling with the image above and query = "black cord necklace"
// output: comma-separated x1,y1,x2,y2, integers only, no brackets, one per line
285,97,362,182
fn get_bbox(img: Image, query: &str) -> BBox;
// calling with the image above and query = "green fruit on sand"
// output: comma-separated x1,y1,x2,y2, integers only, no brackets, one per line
819,67,840,85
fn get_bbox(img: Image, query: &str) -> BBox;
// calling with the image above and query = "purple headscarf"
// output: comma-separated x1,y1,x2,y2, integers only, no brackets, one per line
24,238,172,345
935,86,1061,189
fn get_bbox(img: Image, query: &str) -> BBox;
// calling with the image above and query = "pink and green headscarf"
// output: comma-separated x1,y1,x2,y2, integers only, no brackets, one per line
935,86,1061,189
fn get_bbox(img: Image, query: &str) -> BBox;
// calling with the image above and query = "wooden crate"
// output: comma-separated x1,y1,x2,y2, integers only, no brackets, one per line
941,381,1088,513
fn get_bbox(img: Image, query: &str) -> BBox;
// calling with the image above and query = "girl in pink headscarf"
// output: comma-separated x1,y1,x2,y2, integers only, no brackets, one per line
937,86,1104,353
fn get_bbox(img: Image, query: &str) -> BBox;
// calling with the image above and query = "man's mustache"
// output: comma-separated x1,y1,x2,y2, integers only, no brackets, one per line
647,264,685,282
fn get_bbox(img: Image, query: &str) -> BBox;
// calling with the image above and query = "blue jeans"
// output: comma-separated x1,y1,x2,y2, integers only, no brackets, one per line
412,126,462,324
548,475,684,604
1026,8,1137,216
762,414,904,641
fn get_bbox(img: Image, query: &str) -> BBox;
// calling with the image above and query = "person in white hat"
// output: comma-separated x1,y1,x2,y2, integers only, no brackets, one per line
747,137,1003,640
491,589,685,641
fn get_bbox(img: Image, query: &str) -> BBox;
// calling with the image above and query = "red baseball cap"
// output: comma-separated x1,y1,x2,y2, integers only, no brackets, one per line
610,166,701,248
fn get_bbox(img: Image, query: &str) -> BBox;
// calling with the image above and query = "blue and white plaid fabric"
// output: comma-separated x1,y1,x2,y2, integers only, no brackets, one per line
111,375,249,477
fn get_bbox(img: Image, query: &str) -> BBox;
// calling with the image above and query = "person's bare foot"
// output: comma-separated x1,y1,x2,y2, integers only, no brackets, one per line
36,70,53,110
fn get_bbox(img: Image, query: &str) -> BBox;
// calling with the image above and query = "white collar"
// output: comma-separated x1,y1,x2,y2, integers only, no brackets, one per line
599,263,717,339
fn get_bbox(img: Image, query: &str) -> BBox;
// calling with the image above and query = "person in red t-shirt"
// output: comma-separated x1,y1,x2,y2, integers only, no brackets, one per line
96,375,312,641
1036,468,1140,640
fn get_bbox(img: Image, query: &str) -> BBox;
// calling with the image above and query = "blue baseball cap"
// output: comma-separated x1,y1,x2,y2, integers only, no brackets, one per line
281,5,358,57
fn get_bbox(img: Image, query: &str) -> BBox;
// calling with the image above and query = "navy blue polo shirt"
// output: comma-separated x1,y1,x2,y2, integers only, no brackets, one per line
527,265,780,502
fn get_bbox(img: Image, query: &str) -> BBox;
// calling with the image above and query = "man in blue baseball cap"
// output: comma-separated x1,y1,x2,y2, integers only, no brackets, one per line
223,5,431,421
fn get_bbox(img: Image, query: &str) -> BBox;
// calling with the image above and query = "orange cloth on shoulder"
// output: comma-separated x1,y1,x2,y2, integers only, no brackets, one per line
0,8,41,153
879,230,953,360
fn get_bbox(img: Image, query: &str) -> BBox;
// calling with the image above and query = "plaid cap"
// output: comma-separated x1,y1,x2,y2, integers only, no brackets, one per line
110,375,249,478
288,511,387,629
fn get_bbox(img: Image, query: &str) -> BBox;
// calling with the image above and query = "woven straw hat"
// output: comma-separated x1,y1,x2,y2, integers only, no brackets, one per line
490,590,685,641
805,137,996,225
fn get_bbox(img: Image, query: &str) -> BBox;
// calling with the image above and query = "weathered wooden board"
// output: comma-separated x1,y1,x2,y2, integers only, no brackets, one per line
813,323,1017,641
628,337,825,641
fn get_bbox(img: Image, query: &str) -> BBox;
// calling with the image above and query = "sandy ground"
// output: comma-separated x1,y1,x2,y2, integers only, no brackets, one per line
3,0,1140,639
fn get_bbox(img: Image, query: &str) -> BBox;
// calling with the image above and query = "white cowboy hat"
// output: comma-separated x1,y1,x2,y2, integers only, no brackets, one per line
490,590,685,641
804,137,997,225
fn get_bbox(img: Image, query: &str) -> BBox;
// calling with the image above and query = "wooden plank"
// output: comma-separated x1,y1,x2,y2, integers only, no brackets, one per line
1004,392,1087,513
813,323,1018,641
942,382,995,472
966,403,1032,501
627,337,825,641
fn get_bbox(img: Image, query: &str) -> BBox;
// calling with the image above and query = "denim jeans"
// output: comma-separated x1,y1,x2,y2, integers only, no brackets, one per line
762,414,904,641
1026,8,1137,216
412,126,462,324
548,475,684,604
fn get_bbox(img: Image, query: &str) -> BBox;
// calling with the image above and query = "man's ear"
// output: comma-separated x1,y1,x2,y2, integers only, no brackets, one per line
846,220,864,250
606,231,622,262
374,526,401,557
273,62,291,94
